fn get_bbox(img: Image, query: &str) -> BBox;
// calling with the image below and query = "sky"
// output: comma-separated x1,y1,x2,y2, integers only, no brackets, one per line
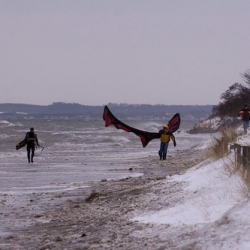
1,0,250,106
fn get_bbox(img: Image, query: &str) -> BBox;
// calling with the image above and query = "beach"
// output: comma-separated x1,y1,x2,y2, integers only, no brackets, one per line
3,119,250,249
0,146,206,250
1,134,250,249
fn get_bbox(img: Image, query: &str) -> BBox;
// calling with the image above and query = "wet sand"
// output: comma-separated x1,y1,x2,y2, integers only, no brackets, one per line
0,148,206,250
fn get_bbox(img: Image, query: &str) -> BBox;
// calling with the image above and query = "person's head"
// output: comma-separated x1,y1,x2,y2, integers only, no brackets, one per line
30,127,34,133
163,124,169,131
244,104,248,109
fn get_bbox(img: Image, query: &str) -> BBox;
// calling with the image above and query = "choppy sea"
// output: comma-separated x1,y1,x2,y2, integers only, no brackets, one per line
0,119,211,194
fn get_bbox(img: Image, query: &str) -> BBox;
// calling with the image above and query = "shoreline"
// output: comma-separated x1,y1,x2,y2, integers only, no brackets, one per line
0,147,206,250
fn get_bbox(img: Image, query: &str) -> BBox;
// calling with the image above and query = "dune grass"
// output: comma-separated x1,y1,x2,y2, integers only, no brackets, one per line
208,127,238,159
210,128,250,196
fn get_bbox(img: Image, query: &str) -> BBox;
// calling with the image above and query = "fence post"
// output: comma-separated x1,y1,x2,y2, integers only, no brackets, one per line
243,146,247,165
231,144,250,173
248,147,250,163
236,144,242,166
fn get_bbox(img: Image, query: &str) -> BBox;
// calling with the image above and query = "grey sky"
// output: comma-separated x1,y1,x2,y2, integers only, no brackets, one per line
1,0,250,106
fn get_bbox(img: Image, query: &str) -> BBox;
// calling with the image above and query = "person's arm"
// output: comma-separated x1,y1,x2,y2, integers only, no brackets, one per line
35,134,40,146
170,134,176,147
238,110,243,117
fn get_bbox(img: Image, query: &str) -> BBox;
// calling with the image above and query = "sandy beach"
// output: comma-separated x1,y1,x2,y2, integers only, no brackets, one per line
0,147,206,250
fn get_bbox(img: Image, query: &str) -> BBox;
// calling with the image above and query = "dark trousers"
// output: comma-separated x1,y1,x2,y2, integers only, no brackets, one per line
159,142,169,160
243,120,249,134
27,145,35,162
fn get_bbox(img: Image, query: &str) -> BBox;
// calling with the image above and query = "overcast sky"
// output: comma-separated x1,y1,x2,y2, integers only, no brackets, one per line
1,0,250,106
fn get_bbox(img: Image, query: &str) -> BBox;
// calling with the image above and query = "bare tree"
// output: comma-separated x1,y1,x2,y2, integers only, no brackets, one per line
241,69,250,86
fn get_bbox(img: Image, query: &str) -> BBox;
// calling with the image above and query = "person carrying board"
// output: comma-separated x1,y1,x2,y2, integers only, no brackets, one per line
25,127,40,163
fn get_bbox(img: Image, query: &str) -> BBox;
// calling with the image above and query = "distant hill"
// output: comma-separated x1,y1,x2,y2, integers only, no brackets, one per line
0,102,213,121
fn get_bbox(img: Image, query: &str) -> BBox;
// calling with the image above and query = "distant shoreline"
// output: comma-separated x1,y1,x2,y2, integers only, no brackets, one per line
0,102,213,121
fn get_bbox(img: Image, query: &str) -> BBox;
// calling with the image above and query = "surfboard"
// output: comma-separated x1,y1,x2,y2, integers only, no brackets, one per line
16,139,27,150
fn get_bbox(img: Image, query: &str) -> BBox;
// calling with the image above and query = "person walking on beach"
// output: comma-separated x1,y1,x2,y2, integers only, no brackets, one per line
25,127,40,163
238,104,250,134
158,124,176,160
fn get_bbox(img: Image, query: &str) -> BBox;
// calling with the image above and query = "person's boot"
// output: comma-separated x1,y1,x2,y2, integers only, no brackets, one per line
31,158,33,163
28,157,30,163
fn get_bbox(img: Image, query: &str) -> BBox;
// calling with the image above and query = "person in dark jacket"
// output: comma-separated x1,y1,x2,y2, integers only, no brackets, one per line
25,127,40,163
158,124,176,160
238,104,250,134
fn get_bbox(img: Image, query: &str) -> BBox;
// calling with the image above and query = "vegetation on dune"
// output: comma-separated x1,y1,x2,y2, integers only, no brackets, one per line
211,69,250,119
189,69,250,133
208,128,238,159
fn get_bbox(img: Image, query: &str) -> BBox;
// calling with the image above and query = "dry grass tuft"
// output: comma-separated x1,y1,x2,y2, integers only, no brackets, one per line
204,127,250,196
216,128,250,196
208,127,238,159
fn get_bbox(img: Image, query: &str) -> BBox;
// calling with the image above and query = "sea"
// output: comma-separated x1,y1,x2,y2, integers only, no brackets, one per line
0,118,211,195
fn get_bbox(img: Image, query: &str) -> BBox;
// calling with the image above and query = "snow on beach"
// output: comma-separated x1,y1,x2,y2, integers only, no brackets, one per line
132,134,250,249
134,154,250,223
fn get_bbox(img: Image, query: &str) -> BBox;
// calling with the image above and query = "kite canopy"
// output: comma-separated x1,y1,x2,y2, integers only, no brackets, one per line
103,105,181,147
